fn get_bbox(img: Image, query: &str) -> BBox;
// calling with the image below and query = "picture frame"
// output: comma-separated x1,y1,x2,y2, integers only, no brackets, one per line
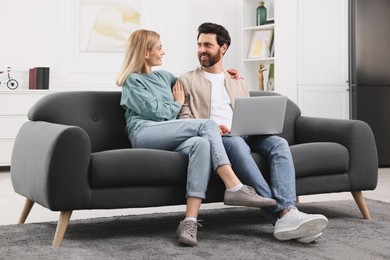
265,0,275,21
247,29,274,59
267,63,275,91
79,0,142,52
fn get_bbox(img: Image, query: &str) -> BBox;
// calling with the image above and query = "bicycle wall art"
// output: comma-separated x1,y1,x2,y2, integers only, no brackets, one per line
0,67,19,90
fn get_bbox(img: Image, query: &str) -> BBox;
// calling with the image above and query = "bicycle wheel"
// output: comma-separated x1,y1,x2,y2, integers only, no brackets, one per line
7,79,19,90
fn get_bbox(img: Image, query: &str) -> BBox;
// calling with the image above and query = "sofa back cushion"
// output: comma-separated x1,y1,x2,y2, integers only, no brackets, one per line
28,91,300,152
28,91,131,152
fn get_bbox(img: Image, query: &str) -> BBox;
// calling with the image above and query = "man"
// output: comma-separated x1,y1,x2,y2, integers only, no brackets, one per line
177,22,328,243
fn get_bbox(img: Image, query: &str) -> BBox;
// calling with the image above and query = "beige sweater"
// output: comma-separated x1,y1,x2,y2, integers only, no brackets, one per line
178,67,250,119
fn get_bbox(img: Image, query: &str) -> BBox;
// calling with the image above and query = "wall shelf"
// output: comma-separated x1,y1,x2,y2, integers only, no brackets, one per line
241,0,275,92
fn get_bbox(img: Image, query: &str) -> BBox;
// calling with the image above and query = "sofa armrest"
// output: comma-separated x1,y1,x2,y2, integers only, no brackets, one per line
295,116,378,190
11,121,92,211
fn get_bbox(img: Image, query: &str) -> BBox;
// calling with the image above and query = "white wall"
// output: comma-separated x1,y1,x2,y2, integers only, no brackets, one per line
274,0,298,102
0,0,240,90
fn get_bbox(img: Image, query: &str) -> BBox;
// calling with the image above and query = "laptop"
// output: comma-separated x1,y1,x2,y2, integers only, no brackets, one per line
227,95,287,136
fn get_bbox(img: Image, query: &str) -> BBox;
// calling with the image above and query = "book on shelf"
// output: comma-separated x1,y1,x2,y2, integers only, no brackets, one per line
29,67,50,89
247,29,274,59
28,68,37,89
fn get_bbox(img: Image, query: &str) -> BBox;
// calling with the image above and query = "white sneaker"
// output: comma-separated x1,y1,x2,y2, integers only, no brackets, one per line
274,208,328,241
296,232,323,243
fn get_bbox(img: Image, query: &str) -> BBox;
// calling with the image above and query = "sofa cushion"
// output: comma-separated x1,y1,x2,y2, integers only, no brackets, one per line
90,148,188,188
290,142,349,178
28,91,131,153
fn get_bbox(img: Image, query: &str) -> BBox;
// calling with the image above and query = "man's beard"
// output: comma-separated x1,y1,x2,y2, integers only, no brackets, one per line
198,51,222,68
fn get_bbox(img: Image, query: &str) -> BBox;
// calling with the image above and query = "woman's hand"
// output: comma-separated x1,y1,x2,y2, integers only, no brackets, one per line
227,68,244,80
172,81,185,105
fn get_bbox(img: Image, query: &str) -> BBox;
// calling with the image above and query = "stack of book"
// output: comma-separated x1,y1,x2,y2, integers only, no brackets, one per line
29,67,50,89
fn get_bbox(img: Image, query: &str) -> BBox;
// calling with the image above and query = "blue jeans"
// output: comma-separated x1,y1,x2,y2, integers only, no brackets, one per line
223,135,296,224
130,119,231,199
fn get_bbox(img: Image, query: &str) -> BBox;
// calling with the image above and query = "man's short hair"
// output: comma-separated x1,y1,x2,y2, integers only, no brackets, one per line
197,22,231,49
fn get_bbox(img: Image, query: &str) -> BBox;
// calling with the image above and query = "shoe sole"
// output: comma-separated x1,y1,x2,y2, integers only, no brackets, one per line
274,217,328,241
178,235,197,246
296,232,323,243
224,199,276,208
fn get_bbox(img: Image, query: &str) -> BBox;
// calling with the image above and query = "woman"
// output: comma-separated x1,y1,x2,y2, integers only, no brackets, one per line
116,29,276,246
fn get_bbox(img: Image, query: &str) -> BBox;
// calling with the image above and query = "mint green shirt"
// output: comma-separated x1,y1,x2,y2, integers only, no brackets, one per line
120,70,181,138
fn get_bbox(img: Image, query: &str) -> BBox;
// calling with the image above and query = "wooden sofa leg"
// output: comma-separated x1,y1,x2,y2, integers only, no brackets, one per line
18,198,34,224
351,191,371,220
53,210,72,247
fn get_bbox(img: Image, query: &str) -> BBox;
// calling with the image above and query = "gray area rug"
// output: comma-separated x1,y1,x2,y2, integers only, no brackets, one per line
0,199,389,260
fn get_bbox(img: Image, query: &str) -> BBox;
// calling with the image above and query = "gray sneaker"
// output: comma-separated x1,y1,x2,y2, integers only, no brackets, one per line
224,185,277,207
176,220,201,246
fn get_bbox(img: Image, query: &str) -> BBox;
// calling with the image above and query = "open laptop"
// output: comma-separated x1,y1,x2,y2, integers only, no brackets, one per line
227,95,287,136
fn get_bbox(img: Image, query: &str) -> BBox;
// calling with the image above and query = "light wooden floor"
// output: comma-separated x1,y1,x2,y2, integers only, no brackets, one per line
1,167,389,226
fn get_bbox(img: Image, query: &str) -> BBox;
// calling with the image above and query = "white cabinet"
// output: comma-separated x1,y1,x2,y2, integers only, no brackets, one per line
297,0,349,119
0,91,50,166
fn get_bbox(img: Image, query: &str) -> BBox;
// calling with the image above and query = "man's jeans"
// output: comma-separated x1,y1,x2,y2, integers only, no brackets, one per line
223,135,296,224
131,119,231,199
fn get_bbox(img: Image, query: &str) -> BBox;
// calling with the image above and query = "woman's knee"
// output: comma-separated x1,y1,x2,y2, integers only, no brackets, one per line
190,136,210,150
202,119,219,131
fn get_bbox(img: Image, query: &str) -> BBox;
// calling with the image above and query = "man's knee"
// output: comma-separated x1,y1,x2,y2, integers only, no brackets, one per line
272,136,289,149
223,136,244,146
223,136,251,154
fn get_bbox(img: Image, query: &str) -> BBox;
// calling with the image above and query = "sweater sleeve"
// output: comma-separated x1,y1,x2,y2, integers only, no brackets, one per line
122,75,181,121
177,78,194,119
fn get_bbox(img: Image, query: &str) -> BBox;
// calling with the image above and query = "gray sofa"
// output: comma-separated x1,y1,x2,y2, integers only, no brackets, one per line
11,90,378,247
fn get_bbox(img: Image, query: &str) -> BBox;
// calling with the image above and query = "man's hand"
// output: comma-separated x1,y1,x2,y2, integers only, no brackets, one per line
219,125,231,136
227,68,244,80
172,81,185,105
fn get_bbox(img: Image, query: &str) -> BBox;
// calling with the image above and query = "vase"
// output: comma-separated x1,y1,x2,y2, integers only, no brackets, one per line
256,1,267,26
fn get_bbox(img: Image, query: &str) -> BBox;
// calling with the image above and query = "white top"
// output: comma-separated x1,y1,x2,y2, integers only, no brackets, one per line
202,71,233,129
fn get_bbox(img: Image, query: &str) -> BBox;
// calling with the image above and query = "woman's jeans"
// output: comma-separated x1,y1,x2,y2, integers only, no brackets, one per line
223,135,296,224
130,119,231,199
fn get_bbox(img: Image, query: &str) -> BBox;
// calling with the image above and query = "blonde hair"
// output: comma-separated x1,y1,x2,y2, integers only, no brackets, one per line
116,29,160,86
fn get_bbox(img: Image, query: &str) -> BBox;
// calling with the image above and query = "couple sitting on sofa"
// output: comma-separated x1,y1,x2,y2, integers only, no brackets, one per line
116,22,328,247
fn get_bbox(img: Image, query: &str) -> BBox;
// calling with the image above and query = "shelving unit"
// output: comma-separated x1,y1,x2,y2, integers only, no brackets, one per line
241,0,275,92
